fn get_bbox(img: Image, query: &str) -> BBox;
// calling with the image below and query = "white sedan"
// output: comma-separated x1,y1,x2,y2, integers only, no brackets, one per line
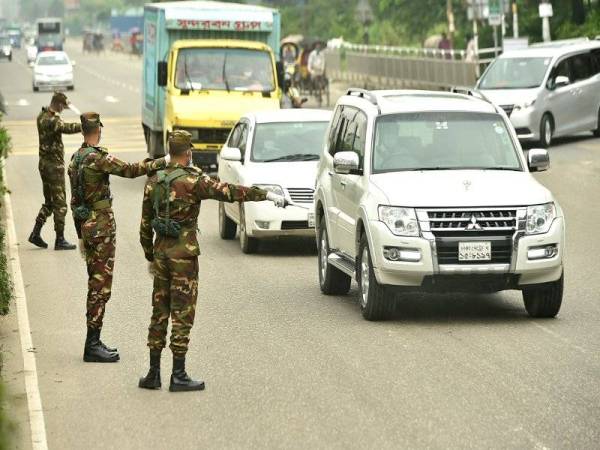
33,51,74,92
218,109,332,253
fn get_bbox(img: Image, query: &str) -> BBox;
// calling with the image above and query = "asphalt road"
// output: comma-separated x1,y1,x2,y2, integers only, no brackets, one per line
1,42,600,450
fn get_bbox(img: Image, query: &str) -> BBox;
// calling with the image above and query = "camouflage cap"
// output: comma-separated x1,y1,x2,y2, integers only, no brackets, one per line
51,91,69,108
168,130,193,153
80,112,104,133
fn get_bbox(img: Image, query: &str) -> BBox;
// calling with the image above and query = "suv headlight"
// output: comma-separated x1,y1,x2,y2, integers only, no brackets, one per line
378,206,419,237
253,184,284,197
526,203,556,235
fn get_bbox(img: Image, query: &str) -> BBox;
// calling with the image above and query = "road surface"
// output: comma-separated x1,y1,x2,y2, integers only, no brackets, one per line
1,41,599,450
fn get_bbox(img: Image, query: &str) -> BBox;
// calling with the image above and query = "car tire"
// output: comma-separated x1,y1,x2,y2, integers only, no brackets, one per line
318,217,351,295
358,235,390,321
593,108,600,138
239,205,259,254
218,201,236,240
540,114,553,148
523,274,563,318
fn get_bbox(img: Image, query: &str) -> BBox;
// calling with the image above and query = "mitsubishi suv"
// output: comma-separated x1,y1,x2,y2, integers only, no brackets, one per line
315,89,565,320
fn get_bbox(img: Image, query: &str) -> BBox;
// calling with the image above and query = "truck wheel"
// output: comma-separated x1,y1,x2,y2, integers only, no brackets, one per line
218,202,236,240
358,235,390,321
522,274,563,318
318,218,351,295
239,205,259,254
149,131,165,158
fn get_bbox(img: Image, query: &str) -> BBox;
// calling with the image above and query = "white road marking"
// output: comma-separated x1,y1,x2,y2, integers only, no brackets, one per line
532,322,588,354
2,163,49,450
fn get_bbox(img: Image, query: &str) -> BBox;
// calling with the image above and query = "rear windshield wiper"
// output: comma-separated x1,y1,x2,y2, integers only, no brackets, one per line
262,154,320,162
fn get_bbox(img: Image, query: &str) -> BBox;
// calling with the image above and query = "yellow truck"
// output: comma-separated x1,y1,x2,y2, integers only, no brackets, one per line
142,1,282,170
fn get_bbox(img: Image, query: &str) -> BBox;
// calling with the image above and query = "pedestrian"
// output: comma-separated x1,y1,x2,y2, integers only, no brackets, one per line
138,130,287,392
438,32,453,60
29,92,81,251
465,33,477,63
68,112,168,364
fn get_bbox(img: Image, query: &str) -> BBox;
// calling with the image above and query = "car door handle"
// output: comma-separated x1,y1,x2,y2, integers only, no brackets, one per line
328,171,334,176
340,180,347,187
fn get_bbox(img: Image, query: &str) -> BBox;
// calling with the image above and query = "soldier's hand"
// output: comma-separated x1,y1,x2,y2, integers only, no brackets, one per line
266,191,289,208
164,154,171,164
78,239,86,260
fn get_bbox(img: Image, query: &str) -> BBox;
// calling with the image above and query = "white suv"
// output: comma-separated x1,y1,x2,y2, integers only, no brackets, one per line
315,89,565,320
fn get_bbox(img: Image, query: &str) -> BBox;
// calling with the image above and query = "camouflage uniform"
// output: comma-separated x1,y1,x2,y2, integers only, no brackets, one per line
35,106,81,233
69,140,166,330
140,163,267,357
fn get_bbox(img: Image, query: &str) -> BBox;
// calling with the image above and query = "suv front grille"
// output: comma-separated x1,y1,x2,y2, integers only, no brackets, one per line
500,104,514,116
287,188,314,204
425,209,517,233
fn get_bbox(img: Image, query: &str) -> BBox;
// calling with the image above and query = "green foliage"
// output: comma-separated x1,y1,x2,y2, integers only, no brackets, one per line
0,115,12,316
0,378,16,450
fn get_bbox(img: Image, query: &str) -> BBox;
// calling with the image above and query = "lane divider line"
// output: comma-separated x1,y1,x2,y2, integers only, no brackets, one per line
2,163,49,450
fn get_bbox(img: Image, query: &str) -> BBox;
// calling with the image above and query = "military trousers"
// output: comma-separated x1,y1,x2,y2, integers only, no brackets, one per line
84,234,116,329
36,162,68,233
147,257,199,357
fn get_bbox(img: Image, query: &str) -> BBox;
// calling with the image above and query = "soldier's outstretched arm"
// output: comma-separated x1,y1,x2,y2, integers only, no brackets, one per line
94,153,167,178
194,175,268,203
139,178,155,261
53,116,82,135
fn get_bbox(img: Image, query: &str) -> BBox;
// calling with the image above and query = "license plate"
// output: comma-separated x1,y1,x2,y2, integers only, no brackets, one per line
307,212,315,228
458,241,491,261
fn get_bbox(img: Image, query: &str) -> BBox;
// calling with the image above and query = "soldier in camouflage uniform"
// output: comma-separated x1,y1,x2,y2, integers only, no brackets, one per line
29,92,81,250
138,130,287,392
68,112,168,363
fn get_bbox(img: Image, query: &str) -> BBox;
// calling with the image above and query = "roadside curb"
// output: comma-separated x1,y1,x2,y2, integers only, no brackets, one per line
2,163,48,450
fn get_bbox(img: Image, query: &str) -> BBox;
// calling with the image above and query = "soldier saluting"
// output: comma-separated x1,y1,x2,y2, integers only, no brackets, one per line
29,92,81,250
138,130,287,392
68,112,168,364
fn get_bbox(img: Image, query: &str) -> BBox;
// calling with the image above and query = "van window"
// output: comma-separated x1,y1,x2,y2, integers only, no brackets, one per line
571,53,593,82
592,49,600,75
548,58,572,89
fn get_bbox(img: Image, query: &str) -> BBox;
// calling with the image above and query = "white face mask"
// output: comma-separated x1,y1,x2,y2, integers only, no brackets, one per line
187,150,193,167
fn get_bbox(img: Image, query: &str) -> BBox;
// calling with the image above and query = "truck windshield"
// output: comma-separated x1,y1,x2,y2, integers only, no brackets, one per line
251,121,328,162
372,112,522,173
175,48,275,92
479,57,550,89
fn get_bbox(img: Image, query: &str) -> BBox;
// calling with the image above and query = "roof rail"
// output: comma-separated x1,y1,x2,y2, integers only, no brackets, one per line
346,88,378,106
450,86,493,104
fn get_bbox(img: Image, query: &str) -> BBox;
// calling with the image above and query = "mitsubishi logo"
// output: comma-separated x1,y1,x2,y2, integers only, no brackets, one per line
466,215,482,230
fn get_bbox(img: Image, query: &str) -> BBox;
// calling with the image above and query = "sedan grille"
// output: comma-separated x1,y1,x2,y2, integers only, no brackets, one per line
286,188,314,204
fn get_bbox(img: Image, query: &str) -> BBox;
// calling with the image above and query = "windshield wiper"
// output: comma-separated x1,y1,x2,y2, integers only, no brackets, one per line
222,53,230,93
262,153,320,162
477,167,522,171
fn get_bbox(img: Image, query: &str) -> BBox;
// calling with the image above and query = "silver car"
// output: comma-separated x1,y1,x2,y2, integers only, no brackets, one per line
32,51,74,92
477,40,600,147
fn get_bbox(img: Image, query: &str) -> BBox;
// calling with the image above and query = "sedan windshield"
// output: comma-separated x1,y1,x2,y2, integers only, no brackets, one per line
479,57,551,89
251,121,329,162
372,112,522,173
37,54,69,65
175,48,275,92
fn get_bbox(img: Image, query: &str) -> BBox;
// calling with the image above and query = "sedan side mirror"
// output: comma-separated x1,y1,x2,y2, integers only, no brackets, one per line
528,148,550,172
554,75,570,89
333,151,360,175
220,147,242,162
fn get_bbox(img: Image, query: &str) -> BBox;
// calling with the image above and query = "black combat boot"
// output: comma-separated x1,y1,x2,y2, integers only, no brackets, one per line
138,350,162,390
83,327,120,363
28,220,48,249
54,232,76,250
169,356,205,392
97,328,118,353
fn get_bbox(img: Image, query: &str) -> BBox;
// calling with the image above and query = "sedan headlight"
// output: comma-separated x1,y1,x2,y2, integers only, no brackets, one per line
378,206,419,237
526,203,556,235
253,184,284,197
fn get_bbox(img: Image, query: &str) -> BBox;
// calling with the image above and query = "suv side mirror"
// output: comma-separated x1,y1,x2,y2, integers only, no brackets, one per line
221,146,242,162
554,75,570,89
333,151,360,174
528,148,550,172
157,61,167,87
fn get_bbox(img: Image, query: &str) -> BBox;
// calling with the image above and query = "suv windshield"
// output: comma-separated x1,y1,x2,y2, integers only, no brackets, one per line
37,53,68,65
251,121,328,162
479,57,551,89
175,48,275,92
372,112,522,173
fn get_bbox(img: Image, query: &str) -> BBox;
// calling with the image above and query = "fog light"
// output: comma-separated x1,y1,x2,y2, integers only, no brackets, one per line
383,246,421,262
255,221,270,229
527,244,557,260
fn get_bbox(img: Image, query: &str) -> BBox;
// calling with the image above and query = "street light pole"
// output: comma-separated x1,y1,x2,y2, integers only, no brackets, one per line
512,1,519,38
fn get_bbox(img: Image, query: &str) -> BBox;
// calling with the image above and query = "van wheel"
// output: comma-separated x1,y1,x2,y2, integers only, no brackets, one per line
540,114,553,148
218,202,236,240
523,274,563,318
593,108,600,137
239,205,259,254
358,235,390,321
318,218,351,295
